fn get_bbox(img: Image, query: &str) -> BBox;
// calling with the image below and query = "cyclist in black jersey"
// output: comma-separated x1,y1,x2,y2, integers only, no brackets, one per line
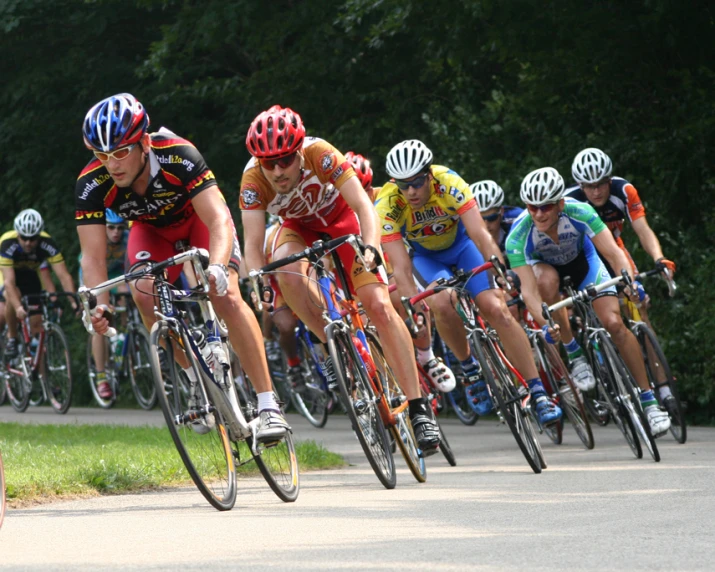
1,209,77,358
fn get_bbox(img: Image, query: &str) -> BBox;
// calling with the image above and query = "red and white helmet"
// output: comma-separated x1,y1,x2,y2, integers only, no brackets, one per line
345,151,373,190
246,105,305,159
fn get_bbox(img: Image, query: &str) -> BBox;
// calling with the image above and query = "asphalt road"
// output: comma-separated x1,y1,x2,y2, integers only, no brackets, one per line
1,406,714,571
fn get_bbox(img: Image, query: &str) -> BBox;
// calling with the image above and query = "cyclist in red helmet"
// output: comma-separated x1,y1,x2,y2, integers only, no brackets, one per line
241,105,441,454
76,94,287,442
345,151,375,202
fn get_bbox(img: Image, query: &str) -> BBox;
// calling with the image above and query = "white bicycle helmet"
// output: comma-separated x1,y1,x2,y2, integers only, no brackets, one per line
14,209,44,236
571,147,613,184
520,167,565,206
385,139,433,180
470,180,505,212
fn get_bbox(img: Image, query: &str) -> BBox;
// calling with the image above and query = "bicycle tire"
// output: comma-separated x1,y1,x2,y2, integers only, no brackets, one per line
540,341,594,450
290,337,329,428
327,324,396,489
0,450,5,530
417,361,457,466
635,324,686,444
589,332,642,459
366,330,426,483
436,418,456,466
86,335,117,409
127,325,157,410
43,324,73,414
0,359,6,406
435,341,479,426
600,335,660,462
4,351,30,412
471,331,542,474
583,386,611,427
149,321,237,511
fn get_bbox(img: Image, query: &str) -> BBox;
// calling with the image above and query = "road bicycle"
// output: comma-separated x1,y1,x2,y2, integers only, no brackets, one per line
416,360,457,466
620,266,685,443
78,248,299,510
547,271,661,462
2,292,75,414
251,234,426,489
86,292,155,409
433,329,479,426
403,259,546,474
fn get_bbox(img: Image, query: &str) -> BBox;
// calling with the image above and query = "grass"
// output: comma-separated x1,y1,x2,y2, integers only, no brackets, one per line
0,422,344,506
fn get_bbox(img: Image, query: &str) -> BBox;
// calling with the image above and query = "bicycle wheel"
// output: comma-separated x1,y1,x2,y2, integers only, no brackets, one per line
0,450,5,530
589,332,642,459
43,324,72,414
149,321,237,511
635,324,686,444
471,331,542,473
435,340,479,426
367,330,426,483
327,324,396,489
539,340,594,449
290,337,329,428
600,334,660,462
86,335,117,409
582,386,611,427
127,325,157,410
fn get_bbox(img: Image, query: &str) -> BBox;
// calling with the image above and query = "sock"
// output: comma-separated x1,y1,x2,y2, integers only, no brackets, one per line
408,397,429,417
257,391,280,412
658,385,673,399
564,338,583,360
96,371,107,382
640,390,658,408
528,378,546,398
416,346,435,365
287,356,301,368
460,356,480,373
182,366,198,383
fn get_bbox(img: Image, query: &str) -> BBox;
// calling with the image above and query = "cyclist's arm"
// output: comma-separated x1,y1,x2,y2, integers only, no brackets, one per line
631,216,666,264
592,229,635,283
511,264,548,328
460,204,505,265
384,241,419,300
242,209,268,272
39,267,56,294
78,225,110,306
49,260,76,297
1,267,22,315
338,176,380,252
191,187,232,267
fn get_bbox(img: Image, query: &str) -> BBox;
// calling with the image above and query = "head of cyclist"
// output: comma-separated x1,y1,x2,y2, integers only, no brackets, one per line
471,180,505,235
82,93,151,188
345,151,375,201
385,140,433,209
520,167,565,233
246,105,306,195
105,209,126,245
571,147,613,207
14,209,43,254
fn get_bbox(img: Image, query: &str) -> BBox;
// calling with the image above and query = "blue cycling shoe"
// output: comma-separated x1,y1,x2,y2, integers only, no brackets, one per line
466,379,493,416
534,395,562,425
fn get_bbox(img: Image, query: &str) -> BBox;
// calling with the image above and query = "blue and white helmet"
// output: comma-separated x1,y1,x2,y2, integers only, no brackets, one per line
14,209,44,236
571,148,613,184
105,209,124,224
520,167,565,206
82,93,150,152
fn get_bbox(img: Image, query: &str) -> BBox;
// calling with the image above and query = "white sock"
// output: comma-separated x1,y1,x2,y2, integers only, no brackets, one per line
182,366,198,383
659,386,673,399
416,346,435,365
257,391,280,412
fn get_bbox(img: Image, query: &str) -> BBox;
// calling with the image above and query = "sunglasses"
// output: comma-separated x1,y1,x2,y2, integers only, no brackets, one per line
106,225,126,231
259,152,298,171
93,143,137,162
481,212,501,222
19,235,40,242
526,203,557,213
395,172,430,191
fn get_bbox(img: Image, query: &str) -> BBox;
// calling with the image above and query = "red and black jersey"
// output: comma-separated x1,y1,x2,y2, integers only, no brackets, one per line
75,128,218,228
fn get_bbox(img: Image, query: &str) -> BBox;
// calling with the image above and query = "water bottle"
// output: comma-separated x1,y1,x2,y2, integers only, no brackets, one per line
192,330,215,372
353,336,376,380
208,340,229,383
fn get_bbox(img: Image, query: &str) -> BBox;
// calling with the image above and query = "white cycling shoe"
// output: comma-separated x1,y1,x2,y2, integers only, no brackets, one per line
570,356,596,391
645,405,671,436
422,358,456,393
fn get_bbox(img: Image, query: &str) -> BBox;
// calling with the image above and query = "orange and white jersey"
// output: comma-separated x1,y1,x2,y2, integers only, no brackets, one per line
239,137,357,229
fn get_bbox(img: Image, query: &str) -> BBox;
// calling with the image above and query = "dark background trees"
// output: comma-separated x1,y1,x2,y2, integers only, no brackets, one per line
1,0,713,419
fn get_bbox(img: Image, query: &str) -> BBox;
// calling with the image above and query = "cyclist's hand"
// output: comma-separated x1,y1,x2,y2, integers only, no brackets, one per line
249,283,274,312
90,305,113,336
363,244,383,273
657,257,676,275
15,305,27,321
541,324,561,344
624,284,641,303
208,264,229,296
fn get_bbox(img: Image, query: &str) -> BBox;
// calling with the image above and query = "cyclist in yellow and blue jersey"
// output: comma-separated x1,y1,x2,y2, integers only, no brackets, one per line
376,140,561,425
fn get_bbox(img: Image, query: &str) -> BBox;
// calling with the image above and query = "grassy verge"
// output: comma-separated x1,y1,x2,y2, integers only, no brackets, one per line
0,422,344,506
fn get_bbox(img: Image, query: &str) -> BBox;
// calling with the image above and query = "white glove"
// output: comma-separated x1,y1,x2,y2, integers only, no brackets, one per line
208,264,229,296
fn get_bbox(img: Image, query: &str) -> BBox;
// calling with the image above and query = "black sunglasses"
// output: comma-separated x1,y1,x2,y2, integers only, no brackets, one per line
395,172,430,191
19,235,40,242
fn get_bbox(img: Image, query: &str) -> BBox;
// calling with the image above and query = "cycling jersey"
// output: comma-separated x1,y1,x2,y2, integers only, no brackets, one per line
506,199,606,268
75,127,218,227
239,137,356,229
0,231,64,272
375,165,475,253
564,177,645,243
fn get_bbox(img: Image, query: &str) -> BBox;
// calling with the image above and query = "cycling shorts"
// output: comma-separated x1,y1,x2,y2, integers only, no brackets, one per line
274,210,385,295
7,270,43,316
547,248,616,298
128,211,241,284
411,238,491,298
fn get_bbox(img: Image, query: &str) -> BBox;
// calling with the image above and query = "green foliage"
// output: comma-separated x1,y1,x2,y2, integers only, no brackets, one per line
0,0,713,420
